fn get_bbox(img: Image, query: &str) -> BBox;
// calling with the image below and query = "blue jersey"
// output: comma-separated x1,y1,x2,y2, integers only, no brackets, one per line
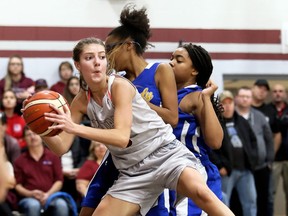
173,85,210,158
133,62,162,106
170,85,222,216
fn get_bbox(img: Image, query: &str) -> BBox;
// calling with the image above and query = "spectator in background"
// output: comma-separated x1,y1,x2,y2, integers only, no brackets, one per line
61,75,87,204
251,79,281,216
14,126,69,216
0,112,21,164
76,141,107,198
0,147,16,216
209,90,258,216
235,86,274,216
0,54,34,115
50,61,73,95
0,147,10,202
34,78,48,93
63,76,80,105
61,135,86,206
269,83,288,215
252,79,281,152
0,112,20,214
0,148,16,216
1,90,26,151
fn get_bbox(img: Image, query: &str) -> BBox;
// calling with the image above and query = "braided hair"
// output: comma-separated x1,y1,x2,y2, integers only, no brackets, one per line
181,43,223,118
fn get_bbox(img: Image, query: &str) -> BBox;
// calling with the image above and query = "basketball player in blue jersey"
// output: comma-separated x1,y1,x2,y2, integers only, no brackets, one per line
78,4,178,216
169,43,224,216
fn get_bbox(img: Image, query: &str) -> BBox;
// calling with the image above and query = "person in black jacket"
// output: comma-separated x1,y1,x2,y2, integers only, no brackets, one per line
209,90,258,216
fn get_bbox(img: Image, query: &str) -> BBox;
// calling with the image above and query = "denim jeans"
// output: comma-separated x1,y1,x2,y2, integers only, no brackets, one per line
221,169,257,216
19,197,69,216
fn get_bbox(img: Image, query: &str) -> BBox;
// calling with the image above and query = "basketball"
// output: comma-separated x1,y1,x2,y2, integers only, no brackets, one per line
22,90,69,137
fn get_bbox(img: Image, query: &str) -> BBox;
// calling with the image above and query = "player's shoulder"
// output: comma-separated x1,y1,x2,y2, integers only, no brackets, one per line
157,62,173,73
71,89,88,111
154,62,175,84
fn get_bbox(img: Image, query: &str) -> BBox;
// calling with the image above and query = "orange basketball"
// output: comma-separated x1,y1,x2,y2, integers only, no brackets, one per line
22,90,69,137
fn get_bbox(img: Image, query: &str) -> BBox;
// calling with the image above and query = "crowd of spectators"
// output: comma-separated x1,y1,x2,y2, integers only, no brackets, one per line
210,80,288,216
0,56,105,215
1,54,288,216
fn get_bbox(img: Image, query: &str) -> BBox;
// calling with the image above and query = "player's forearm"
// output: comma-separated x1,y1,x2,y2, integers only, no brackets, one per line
42,132,74,156
201,95,223,149
74,124,131,148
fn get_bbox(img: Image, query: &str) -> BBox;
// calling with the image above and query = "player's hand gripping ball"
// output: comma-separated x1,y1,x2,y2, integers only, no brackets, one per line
22,90,69,137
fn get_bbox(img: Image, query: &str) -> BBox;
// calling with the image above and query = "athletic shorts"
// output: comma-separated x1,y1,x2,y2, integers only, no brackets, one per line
106,139,205,216
170,156,222,216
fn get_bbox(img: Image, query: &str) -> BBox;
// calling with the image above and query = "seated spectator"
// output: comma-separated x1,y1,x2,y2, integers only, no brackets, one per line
76,141,107,198
61,136,86,206
50,61,73,95
1,90,26,150
60,76,86,203
0,136,17,216
0,54,34,115
0,112,21,164
34,78,48,93
0,147,10,202
14,126,69,216
63,76,80,105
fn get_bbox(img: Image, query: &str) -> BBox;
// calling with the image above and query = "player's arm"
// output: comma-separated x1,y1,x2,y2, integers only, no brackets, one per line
147,63,178,127
193,80,223,149
45,78,133,149
73,78,133,148
42,90,86,155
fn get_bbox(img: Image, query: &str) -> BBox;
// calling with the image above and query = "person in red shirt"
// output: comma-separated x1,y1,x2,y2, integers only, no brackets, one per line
14,126,69,216
50,61,74,94
0,54,34,115
1,90,26,150
76,141,107,198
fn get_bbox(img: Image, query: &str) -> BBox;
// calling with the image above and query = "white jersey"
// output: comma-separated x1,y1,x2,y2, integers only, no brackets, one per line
86,75,175,170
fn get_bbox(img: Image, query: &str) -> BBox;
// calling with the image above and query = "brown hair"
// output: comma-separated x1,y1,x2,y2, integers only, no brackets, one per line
63,76,80,105
4,55,24,91
87,141,102,161
72,37,105,91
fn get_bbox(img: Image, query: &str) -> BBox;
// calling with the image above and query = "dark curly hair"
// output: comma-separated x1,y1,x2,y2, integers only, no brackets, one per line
107,4,151,55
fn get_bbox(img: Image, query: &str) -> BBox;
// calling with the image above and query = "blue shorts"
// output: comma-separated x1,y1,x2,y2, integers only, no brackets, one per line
81,151,119,208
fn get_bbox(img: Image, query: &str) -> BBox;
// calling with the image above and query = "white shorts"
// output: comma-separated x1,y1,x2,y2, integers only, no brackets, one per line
106,139,205,216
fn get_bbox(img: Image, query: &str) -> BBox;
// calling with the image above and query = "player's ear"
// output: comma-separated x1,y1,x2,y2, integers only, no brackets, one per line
191,68,198,76
126,41,134,51
74,61,80,71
